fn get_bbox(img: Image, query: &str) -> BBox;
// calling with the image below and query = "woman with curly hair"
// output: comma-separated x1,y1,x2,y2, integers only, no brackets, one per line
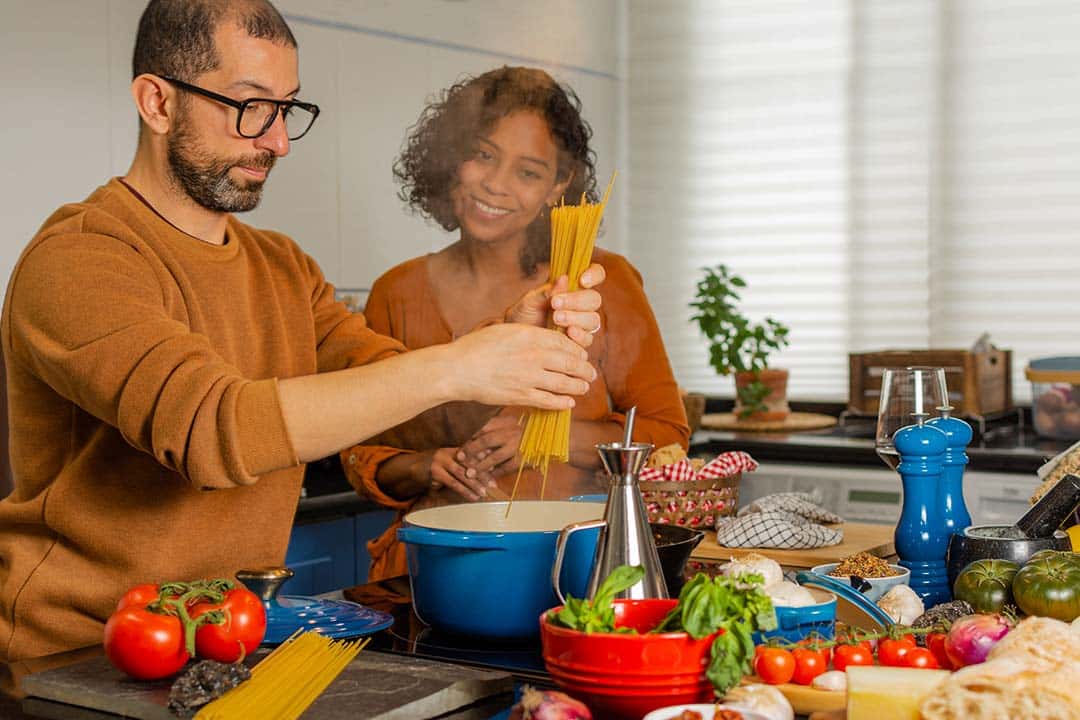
342,66,688,583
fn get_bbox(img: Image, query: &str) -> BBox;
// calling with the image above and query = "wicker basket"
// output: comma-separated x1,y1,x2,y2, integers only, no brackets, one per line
642,473,741,528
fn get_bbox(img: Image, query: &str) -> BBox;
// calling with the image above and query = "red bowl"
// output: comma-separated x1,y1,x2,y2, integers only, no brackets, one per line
553,676,714,718
540,599,720,718
545,664,705,689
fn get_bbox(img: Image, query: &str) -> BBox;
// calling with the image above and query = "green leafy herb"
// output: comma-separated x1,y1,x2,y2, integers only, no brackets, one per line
547,565,645,634
652,572,777,695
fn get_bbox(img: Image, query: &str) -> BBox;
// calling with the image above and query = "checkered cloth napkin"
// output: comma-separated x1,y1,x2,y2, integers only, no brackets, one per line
639,451,759,483
715,491,844,549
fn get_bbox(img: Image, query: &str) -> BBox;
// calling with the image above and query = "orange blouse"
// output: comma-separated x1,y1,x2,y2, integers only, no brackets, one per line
341,247,689,581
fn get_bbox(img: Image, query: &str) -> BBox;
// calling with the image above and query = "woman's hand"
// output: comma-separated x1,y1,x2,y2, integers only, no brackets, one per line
458,410,524,479
426,447,492,501
506,263,606,348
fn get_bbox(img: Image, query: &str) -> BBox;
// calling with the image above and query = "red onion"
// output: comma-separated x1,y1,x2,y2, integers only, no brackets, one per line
944,613,1011,668
509,686,592,720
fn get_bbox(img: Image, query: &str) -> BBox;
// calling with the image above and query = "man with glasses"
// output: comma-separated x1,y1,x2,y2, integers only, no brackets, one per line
0,0,604,676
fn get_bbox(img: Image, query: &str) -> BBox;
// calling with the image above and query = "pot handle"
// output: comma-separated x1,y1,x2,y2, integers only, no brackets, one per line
396,526,508,551
551,519,606,605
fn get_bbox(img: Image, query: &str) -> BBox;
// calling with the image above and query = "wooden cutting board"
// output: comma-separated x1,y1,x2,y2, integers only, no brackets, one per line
691,523,896,569
21,650,513,720
700,412,838,433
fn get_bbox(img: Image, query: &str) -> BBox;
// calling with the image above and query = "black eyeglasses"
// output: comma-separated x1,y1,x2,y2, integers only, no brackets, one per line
159,76,320,141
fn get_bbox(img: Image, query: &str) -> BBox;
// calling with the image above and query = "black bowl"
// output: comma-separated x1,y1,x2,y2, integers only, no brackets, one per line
946,524,1071,588
650,522,705,595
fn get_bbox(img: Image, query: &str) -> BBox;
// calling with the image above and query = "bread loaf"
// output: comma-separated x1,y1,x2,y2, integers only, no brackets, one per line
918,616,1080,720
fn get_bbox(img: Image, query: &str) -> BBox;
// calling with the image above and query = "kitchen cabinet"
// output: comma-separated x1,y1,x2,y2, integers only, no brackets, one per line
285,510,395,596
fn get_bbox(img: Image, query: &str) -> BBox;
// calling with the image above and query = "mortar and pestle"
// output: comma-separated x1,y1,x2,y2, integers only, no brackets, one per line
946,474,1079,587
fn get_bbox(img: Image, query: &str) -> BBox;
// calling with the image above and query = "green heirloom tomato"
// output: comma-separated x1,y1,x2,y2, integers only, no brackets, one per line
1012,551,1080,622
952,559,1020,613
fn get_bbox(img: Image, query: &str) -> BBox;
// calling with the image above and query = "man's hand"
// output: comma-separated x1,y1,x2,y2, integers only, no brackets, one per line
425,447,492,501
506,263,605,348
443,323,596,411
458,410,524,479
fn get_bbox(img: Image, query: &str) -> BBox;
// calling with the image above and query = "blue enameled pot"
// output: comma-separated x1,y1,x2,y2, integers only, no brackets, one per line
398,501,602,640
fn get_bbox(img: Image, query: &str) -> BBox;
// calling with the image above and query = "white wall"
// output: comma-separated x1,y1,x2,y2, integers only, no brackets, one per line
0,0,624,298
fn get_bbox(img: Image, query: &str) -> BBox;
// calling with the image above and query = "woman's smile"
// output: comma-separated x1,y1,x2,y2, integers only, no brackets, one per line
471,196,513,219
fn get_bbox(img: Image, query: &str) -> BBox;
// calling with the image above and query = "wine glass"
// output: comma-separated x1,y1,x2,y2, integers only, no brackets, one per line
875,366,949,470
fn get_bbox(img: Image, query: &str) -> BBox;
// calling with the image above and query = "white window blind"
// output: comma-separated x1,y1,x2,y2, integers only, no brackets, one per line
936,1,1080,400
628,0,1080,403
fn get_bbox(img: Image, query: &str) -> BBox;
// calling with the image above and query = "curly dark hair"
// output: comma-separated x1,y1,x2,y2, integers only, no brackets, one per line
394,66,599,277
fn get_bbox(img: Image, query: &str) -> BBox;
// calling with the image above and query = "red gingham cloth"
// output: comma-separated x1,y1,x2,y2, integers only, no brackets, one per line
639,451,758,483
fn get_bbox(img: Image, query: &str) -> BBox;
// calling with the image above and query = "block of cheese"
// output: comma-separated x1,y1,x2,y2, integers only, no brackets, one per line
846,666,951,720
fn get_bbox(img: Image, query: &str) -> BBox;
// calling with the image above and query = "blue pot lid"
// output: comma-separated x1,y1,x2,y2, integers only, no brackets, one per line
262,595,394,645
795,571,895,628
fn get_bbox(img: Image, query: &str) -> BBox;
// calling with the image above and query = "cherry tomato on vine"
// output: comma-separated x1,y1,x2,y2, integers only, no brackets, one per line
754,647,796,685
188,586,267,662
878,637,914,667
104,605,189,680
902,647,941,669
835,633,874,657
833,643,874,671
796,637,833,665
115,584,162,611
791,647,828,685
926,632,954,670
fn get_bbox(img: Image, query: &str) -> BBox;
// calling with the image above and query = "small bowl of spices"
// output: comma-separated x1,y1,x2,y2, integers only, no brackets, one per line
812,552,910,603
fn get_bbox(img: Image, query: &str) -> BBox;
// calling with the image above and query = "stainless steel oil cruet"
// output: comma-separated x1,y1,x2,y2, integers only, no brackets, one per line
551,407,669,602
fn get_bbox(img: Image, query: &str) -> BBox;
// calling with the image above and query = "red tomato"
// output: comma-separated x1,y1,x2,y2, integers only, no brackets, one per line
797,639,832,665
791,647,828,685
878,638,914,667
754,647,796,685
189,587,267,662
926,632,954,670
104,605,189,680
833,643,874,671
115,584,162,611
902,647,940,669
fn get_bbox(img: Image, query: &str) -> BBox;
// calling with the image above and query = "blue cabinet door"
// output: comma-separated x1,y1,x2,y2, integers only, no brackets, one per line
285,516,357,596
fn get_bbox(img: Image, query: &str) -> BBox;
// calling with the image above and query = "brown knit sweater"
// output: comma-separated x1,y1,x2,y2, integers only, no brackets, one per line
0,178,404,662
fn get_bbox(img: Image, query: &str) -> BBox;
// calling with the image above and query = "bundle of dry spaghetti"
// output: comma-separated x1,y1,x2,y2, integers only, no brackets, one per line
195,631,369,720
508,174,616,510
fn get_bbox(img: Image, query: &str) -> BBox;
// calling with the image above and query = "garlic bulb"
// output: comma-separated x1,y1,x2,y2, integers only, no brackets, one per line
765,580,817,608
878,584,924,625
722,684,794,720
812,670,847,691
722,553,783,587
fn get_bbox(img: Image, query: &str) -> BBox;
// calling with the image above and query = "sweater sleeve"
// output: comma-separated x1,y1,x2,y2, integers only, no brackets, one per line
336,272,420,508
303,254,406,372
595,253,690,450
5,233,298,489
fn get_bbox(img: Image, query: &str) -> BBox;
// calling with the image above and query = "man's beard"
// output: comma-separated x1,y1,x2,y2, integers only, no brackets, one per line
167,112,276,213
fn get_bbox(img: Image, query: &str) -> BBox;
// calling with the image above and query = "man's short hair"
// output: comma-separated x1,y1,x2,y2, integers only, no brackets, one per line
132,0,297,82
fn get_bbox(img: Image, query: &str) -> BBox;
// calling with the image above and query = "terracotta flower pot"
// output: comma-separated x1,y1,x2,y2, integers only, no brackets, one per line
733,368,790,422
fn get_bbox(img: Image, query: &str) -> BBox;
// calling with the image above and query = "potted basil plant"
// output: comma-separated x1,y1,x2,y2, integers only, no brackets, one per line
690,264,791,421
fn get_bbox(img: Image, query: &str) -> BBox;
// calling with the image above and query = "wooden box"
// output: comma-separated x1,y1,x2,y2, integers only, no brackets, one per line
848,349,1013,419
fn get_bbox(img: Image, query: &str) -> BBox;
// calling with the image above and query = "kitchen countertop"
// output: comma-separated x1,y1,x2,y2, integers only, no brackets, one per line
689,413,1072,475
294,410,1076,523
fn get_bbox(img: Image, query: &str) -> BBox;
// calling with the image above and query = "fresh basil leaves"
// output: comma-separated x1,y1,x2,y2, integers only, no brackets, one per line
548,564,645,634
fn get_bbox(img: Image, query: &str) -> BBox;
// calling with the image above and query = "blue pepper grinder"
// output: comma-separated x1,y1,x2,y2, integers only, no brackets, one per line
927,406,973,537
894,414,951,607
